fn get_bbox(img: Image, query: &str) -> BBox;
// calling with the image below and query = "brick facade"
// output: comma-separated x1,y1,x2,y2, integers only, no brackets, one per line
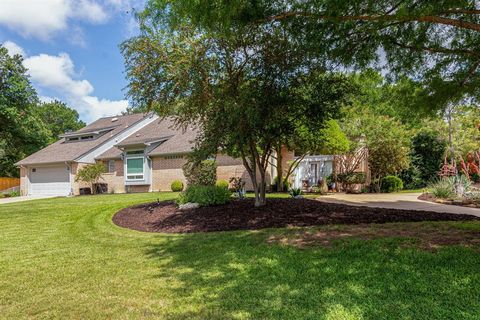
19,167,27,196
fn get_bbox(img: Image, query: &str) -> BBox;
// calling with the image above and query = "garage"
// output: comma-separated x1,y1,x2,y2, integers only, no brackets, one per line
28,165,71,196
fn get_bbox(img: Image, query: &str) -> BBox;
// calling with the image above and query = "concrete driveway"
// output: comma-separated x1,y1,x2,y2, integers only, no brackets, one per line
0,195,57,205
317,192,480,218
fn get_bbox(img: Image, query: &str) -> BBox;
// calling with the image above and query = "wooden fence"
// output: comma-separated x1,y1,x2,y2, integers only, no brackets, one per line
0,177,20,191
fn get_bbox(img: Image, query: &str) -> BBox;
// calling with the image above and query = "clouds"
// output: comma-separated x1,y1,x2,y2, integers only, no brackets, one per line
5,41,128,122
0,0,107,40
2,40,25,56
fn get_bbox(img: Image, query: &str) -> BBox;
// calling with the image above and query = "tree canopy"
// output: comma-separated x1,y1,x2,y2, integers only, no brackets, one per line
0,45,84,177
143,0,480,111
123,9,356,205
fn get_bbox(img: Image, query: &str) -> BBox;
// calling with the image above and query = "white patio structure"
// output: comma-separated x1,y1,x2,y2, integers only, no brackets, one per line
293,155,334,189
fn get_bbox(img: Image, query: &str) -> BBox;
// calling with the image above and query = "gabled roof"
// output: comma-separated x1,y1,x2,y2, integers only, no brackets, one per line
16,113,147,166
95,117,199,159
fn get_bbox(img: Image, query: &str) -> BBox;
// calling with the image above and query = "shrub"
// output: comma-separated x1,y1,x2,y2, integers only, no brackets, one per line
271,176,290,192
381,176,403,193
399,164,423,189
170,180,184,192
466,191,480,204
8,190,20,197
177,185,231,206
289,187,303,198
337,172,366,192
216,179,229,189
182,160,217,186
429,178,455,199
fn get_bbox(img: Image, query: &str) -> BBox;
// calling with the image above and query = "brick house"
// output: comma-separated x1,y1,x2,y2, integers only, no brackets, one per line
16,113,281,196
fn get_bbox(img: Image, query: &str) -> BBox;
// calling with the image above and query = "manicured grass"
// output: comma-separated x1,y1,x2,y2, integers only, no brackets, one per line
1,193,480,319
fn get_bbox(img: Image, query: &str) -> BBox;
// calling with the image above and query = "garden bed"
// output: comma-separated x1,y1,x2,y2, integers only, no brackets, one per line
418,192,480,208
113,198,479,233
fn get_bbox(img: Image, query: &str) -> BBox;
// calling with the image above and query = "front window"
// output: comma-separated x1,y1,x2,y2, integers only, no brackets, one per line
126,157,144,180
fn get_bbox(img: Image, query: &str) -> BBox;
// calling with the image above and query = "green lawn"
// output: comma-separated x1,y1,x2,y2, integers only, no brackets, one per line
1,193,480,319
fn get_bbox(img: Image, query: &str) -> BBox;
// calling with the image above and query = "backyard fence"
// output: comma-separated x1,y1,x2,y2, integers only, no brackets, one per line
0,177,20,191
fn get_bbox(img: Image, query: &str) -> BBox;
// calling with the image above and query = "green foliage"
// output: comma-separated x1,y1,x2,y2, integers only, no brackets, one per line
337,172,366,185
317,119,350,155
215,179,229,189
75,163,105,194
399,165,423,190
429,178,456,199
182,160,217,186
177,185,231,206
0,46,50,177
229,177,246,198
149,0,480,110
410,131,447,185
271,176,290,192
428,176,471,199
288,187,303,198
36,100,85,143
170,180,184,192
381,176,404,193
122,10,356,207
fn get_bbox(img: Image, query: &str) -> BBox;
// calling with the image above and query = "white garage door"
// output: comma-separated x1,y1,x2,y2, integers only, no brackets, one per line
29,166,71,196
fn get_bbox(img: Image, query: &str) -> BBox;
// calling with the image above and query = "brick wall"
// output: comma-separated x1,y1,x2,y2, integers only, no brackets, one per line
99,159,126,193
151,156,188,191
19,167,28,196
71,162,89,195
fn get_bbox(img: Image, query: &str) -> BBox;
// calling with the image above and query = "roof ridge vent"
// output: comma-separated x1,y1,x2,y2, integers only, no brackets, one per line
111,117,118,122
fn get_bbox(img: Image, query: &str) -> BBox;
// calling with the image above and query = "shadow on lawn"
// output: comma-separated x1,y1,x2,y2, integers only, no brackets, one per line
145,230,480,319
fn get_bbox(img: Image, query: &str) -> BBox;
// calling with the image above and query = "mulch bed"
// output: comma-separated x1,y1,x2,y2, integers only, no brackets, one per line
112,198,480,233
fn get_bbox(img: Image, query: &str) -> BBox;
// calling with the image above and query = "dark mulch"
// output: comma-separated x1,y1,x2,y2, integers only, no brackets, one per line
112,198,480,233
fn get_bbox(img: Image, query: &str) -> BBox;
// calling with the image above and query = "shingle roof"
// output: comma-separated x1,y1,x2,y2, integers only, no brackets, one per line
16,113,147,166
117,117,199,155
95,147,123,160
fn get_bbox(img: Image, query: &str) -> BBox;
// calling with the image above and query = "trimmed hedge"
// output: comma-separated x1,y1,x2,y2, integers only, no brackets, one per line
381,176,403,193
170,180,184,192
177,185,231,206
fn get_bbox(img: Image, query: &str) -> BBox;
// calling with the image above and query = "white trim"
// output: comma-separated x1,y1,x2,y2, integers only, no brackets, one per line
76,114,159,164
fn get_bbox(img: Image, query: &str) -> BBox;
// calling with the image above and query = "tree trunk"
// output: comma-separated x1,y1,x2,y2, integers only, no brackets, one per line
276,146,284,192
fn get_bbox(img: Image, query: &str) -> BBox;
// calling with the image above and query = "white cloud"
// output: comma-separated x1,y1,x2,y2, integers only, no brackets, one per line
2,40,26,56
8,41,128,122
0,0,108,40
24,53,94,97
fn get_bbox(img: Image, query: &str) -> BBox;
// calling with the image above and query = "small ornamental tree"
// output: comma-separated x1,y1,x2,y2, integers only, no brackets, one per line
75,163,105,194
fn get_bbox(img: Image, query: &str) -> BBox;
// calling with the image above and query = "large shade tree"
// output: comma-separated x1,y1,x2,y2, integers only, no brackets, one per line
123,11,355,206
148,0,480,110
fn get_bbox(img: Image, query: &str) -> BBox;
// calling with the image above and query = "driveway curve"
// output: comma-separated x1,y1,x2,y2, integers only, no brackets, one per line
317,193,480,218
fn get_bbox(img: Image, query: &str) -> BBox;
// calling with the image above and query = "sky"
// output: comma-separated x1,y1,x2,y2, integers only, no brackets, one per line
0,0,147,123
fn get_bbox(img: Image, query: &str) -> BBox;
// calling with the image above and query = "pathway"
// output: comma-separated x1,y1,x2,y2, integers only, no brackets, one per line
317,192,480,218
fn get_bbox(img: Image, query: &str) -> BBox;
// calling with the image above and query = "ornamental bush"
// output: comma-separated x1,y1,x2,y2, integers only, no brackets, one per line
170,180,184,192
215,179,229,189
381,176,404,193
182,159,217,186
177,185,231,206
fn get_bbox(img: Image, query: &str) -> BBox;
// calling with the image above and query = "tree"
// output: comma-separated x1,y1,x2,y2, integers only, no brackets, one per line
75,163,105,194
122,15,354,206
148,0,480,110
410,131,447,185
363,116,411,192
36,100,85,143
0,46,50,177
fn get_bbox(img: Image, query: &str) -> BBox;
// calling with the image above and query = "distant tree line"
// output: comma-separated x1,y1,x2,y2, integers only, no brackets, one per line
0,45,85,177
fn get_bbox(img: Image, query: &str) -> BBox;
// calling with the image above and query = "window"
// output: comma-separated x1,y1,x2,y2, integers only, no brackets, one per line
126,157,144,180
126,150,144,155
107,160,115,173
80,135,94,140
164,155,183,160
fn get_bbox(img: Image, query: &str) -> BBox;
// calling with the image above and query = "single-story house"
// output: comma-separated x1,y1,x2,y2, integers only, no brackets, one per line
16,113,286,196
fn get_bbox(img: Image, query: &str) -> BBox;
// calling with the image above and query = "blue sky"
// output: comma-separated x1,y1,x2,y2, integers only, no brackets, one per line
0,0,146,123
